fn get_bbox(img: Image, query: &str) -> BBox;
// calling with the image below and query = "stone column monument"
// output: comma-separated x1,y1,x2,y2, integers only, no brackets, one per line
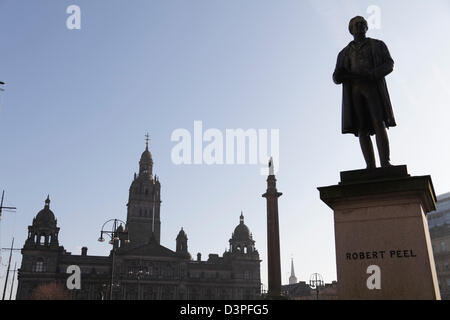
262,157,284,299
319,16,440,300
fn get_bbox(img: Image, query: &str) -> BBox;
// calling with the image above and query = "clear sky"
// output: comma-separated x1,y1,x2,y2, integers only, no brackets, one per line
1,0,450,298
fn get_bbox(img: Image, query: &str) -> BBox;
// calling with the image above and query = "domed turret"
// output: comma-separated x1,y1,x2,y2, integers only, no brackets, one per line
232,212,252,241
176,227,191,259
34,196,57,227
229,212,256,254
139,134,153,178
24,196,60,249
140,148,153,163
176,228,187,240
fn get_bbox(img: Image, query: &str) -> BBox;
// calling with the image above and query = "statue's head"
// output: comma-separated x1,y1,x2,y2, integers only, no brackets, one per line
349,16,368,36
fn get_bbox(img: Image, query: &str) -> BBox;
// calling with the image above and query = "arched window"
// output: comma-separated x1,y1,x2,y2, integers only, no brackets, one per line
244,246,248,254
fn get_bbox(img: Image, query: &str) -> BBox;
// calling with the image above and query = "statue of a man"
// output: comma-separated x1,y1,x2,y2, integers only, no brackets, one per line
333,16,396,169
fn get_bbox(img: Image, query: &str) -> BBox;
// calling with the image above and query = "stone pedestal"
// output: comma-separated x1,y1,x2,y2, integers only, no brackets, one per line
318,166,440,300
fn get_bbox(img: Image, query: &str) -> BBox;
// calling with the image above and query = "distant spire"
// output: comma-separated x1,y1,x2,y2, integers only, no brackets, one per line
45,195,50,208
290,257,295,277
240,211,244,224
289,257,298,285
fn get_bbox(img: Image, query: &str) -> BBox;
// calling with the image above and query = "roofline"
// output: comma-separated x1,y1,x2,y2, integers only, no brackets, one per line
437,192,450,201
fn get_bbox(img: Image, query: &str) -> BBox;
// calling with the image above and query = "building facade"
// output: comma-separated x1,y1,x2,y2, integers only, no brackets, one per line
16,142,261,300
428,192,450,300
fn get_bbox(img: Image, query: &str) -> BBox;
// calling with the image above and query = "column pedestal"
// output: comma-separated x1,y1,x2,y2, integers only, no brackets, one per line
318,165,440,300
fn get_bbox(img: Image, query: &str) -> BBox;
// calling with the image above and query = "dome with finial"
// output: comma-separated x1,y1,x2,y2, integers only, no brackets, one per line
232,212,252,241
140,148,153,164
140,133,153,164
34,195,57,227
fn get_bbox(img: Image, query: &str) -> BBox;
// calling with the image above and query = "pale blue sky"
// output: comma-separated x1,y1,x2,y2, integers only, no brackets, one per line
1,0,450,298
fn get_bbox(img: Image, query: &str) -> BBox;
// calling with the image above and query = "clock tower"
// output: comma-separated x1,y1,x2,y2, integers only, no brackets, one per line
126,135,161,246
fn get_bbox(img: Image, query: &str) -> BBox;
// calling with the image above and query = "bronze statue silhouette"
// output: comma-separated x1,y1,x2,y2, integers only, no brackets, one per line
333,16,396,169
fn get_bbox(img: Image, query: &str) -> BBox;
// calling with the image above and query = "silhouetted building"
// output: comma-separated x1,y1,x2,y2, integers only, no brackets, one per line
428,192,450,300
282,281,338,300
16,142,261,300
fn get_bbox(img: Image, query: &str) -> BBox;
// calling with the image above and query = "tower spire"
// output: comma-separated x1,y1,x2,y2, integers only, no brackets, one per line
289,257,298,285
290,257,295,276
138,134,153,178
145,133,150,150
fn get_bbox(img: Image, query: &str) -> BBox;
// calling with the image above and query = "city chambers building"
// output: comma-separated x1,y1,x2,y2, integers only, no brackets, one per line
16,142,261,300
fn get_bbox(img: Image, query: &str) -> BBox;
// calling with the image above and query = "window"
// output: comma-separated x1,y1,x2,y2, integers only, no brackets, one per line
441,242,447,252
162,287,173,300
205,288,214,300
148,266,153,276
34,258,46,272
243,289,252,300
244,271,250,280
177,290,185,300
190,288,200,300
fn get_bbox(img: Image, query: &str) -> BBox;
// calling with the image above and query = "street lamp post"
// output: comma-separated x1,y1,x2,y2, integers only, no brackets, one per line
98,219,129,300
309,273,324,300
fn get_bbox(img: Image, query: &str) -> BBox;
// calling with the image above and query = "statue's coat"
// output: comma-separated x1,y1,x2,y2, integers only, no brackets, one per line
333,38,396,136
